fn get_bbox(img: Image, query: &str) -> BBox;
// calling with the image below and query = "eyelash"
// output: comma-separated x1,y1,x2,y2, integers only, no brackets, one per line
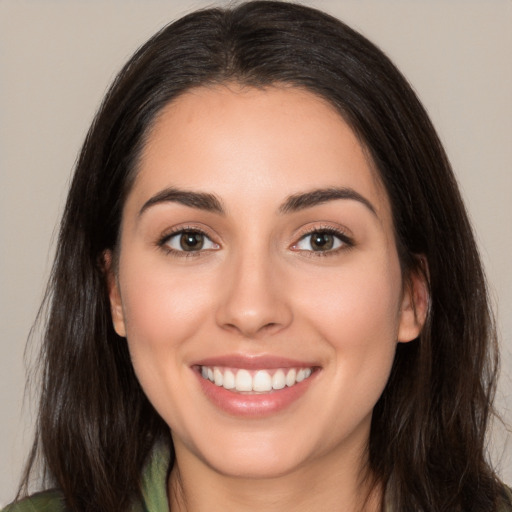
157,226,218,258
292,226,354,257
157,225,354,258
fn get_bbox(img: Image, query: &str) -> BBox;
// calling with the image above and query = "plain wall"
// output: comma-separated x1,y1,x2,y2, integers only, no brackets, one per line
1,0,510,504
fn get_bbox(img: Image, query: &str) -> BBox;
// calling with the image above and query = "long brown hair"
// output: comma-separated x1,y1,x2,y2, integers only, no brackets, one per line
20,1,503,510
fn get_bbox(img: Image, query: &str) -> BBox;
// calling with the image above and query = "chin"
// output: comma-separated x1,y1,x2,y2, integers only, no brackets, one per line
204,449,308,480
172,423,317,480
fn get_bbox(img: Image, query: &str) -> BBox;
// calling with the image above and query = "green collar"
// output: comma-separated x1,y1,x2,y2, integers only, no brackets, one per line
134,443,171,512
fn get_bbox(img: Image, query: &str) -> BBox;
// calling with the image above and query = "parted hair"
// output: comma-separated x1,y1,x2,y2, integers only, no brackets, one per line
20,2,503,511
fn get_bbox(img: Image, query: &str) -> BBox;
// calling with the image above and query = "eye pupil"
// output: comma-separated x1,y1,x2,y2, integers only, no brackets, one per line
311,232,334,251
180,232,204,251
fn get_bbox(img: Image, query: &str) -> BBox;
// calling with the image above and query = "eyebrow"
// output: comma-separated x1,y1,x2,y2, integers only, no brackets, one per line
279,187,377,216
138,187,225,216
138,185,376,218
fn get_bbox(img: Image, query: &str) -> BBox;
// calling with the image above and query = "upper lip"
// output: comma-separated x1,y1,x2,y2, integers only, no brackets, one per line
193,354,319,370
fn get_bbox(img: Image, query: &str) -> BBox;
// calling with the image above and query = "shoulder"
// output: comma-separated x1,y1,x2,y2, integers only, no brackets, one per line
1,442,171,512
2,490,67,512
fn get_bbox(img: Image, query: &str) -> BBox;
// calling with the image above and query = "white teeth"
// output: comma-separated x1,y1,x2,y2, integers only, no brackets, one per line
272,369,286,390
285,368,296,387
223,369,235,390
213,368,223,386
235,369,253,391
253,370,273,392
201,366,313,392
296,368,306,382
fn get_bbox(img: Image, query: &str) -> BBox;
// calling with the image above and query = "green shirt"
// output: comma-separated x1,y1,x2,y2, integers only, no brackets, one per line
3,445,512,511
2,445,170,512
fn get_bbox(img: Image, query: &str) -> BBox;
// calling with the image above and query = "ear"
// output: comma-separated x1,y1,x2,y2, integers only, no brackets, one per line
397,259,429,343
103,250,127,338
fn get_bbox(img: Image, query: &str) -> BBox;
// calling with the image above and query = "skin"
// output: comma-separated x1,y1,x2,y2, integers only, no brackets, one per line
107,84,428,512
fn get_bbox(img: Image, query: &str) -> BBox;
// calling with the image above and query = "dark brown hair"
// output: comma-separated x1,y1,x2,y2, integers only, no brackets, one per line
20,1,503,510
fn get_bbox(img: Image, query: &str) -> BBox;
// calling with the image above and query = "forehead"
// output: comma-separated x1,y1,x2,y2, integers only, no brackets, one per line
130,84,390,220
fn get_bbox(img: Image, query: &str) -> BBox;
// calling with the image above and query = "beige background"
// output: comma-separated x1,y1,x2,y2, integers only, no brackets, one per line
0,0,510,504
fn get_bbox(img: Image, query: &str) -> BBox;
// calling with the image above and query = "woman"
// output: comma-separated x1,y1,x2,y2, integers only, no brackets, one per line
5,1,511,511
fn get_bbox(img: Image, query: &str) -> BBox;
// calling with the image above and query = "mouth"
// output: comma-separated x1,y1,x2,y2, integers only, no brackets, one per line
199,365,314,393
192,356,320,417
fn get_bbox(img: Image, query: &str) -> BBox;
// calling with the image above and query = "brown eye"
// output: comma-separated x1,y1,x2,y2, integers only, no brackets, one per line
294,230,347,253
163,230,218,253
310,232,334,251
180,231,205,251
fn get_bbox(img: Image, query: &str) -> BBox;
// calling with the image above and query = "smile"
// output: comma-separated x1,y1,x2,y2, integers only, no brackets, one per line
200,366,313,393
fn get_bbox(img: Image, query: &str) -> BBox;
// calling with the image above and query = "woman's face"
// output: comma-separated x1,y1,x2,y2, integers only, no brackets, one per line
108,85,425,479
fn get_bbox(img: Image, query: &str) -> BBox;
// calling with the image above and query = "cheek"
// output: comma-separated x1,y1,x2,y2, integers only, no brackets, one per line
299,256,402,342
292,251,403,395
117,254,220,400
117,256,221,426
120,259,214,342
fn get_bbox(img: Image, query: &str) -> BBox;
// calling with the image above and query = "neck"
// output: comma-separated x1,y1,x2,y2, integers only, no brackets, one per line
168,442,382,512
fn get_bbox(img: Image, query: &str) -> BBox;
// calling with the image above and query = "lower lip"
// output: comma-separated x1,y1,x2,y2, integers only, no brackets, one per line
195,369,318,417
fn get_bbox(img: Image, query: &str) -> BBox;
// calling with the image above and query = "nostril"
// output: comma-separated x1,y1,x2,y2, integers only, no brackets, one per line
221,320,285,338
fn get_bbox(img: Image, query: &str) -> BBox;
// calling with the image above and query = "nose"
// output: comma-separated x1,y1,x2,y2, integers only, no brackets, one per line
215,250,293,339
